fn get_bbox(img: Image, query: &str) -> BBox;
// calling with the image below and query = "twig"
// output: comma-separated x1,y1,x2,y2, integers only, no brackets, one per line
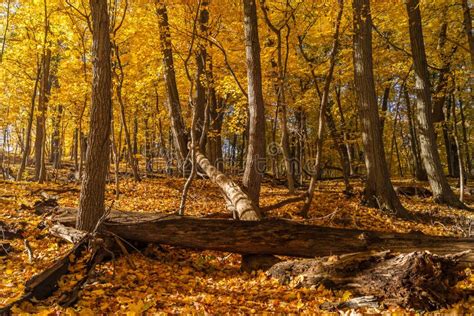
113,235,136,269
24,239,34,263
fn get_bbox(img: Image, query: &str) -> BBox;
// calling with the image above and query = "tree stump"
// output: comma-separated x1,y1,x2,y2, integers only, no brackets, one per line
267,250,469,310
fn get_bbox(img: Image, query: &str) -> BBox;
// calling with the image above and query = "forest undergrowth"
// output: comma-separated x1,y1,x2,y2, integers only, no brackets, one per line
1,169,473,314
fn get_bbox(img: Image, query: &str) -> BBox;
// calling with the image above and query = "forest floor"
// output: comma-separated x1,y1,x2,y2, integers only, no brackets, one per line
0,167,473,314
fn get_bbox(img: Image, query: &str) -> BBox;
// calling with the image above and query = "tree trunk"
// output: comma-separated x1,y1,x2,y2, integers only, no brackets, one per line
77,0,112,232
379,83,391,134
326,104,352,193
353,0,410,218
405,85,427,181
459,99,472,176
55,207,474,264
196,150,262,220
242,0,266,206
260,0,294,193
113,43,141,182
444,98,460,177
301,0,344,216
405,0,465,208
156,1,189,162
17,61,42,181
0,0,11,63
335,86,355,176
451,94,465,201
34,49,51,183
461,0,474,68
51,105,63,169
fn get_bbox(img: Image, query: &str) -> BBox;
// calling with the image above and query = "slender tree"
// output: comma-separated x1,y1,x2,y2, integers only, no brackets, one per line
260,0,295,193
77,0,112,232
156,1,188,163
17,59,42,181
301,0,344,216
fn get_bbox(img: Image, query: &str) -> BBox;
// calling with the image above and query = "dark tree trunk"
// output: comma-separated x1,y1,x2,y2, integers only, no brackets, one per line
353,0,410,218
379,83,391,134
326,105,352,192
260,0,295,193
404,85,427,181
34,49,51,183
77,0,112,232
156,2,188,162
208,94,224,171
302,0,344,216
133,112,138,155
242,0,266,206
335,86,355,176
194,18,207,153
17,61,42,181
459,99,472,175
461,0,474,67
444,98,460,177
72,128,79,170
51,105,63,169
405,0,464,208
113,43,141,182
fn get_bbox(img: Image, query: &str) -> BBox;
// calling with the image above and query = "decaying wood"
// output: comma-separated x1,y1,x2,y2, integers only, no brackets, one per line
395,186,432,198
0,236,92,313
49,224,86,244
267,250,470,310
0,241,12,256
320,296,380,311
53,208,474,265
0,220,23,239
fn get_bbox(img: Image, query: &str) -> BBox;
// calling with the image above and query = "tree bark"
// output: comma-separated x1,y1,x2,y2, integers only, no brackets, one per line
17,60,42,181
112,43,141,182
50,105,63,169
405,0,465,208
301,0,344,216
461,0,474,68
34,49,51,183
77,0,112,232
242,0,266,206
156,1,189,162
260,0,295,194
196,150,262,220
55,207,474,264
379,83,391,134
353,0,410,218
459,99,472,176
405,85,427,181
268,250,469,311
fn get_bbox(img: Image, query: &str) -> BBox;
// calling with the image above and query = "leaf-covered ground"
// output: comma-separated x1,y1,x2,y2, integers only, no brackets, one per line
1,175,473,314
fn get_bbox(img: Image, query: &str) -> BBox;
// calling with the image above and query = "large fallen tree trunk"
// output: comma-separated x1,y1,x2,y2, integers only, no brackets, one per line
267,250,470,311
54,208,474,265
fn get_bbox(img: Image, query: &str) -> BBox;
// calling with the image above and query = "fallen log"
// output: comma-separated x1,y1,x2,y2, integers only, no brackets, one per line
395,186,432,198
0,236,95,313
267,250,470,311
53,208,474,265
196,150,262,220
